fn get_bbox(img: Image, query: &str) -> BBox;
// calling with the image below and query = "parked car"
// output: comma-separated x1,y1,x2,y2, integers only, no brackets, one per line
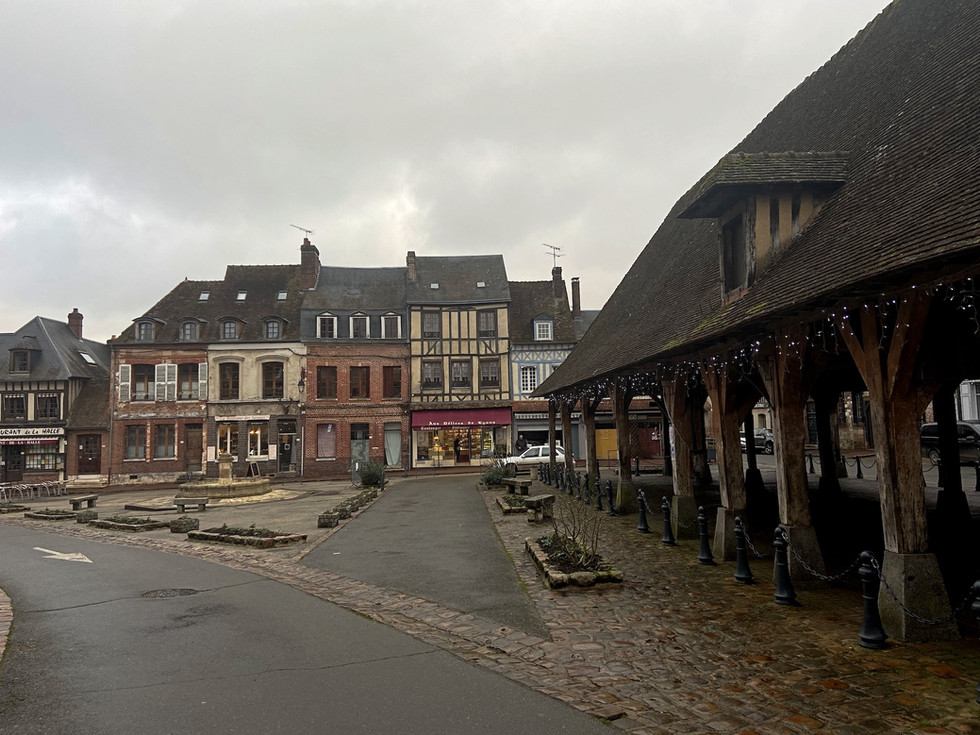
919,421,980,464
503,444,565,473
740,428,774,455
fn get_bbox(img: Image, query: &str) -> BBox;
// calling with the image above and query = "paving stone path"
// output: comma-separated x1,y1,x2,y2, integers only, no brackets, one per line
2,480,979,734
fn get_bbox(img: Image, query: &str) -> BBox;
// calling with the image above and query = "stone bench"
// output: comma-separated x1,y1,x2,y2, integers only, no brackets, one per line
502,477,533,495
174,497,210,513
524,494,555,523
68,494,99,511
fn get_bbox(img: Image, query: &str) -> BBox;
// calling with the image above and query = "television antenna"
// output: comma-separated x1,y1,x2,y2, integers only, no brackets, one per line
542,243,563,268
290,224,314,237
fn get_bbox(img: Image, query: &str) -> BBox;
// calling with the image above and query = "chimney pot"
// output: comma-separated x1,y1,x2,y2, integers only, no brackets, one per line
67,308,83,339
571,278,581,319
300,238,321,289
407,251,417,281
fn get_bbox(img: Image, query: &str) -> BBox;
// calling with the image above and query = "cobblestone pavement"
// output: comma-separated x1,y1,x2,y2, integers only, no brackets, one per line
1,477,979,734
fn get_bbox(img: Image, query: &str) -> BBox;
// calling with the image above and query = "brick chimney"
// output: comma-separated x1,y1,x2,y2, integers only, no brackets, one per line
407,251,417,281
552,266,563,299
571,277,581,319
67,308,83,339
300,238,320,289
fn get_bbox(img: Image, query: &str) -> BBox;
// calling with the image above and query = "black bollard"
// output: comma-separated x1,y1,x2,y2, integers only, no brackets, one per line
855,457,864,479
773,528,799,606
857,551,888,650
635,456,640,476
637,490,650,533
567,469,575,496
577,472,584,501
937,458,944,488
605,480,616,515
972,580,980,704
661,497,676,546
807,454,815,474
697,506,715,565
733,517,754,584
594,477,604,511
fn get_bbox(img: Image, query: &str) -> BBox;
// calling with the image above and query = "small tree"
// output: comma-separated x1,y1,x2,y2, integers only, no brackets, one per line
546,492,604,570
358,461,385,487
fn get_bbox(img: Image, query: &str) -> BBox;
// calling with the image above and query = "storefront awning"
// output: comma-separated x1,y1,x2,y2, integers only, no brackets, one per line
411,408,511,430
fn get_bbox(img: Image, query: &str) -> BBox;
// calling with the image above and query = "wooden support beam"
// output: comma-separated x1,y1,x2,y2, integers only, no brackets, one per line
609,379,637,512
661,374,699,538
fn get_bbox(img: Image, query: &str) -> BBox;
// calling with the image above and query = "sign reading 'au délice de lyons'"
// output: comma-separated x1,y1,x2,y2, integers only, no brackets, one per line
0,427,65,437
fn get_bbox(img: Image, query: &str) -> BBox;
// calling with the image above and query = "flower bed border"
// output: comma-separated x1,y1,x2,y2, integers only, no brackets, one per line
1,504,31,514
90,519,172,532
24,510,76,521
495,496,526,514
187,530,307,549
525,537,623,589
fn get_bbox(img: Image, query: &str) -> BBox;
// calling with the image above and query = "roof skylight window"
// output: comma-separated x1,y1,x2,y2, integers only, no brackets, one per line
277,290,287,301
79,352,96,365
199,291,210,301
237,291,247,301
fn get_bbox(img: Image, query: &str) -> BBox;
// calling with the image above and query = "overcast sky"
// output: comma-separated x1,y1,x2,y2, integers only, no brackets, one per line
0,0,889,344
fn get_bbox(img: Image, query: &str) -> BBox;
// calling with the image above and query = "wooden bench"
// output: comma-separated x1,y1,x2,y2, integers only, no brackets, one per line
524,494,555,523
69,494,99,511
502,477,533,495
174,497,210,513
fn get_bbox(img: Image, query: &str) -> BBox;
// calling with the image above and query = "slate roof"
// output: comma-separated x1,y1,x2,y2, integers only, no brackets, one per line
0,317,110,381
300,266,409,340
539,0,980,396
508,280,576,343
67,377,111,430
407,255,510,305
113,265,305,344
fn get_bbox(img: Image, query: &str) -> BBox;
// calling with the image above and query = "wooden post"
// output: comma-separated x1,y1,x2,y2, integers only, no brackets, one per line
547,400,558,480
560,401,575,477
581,394,602,488
609,378,637,512
661,375,698,538
837,293,956,642
702,362,746,560
812,385,842,494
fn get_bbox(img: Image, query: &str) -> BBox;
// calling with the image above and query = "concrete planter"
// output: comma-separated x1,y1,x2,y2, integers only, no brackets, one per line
495,496,526,514
317,512,340,528
24,510,76,521
75,510,99,523
170,517,200,533
187,529,307,549
0,503,30,514
525,537,623,589
90,519,171,532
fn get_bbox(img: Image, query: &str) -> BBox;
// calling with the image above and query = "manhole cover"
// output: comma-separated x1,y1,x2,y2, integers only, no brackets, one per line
140,589,200,599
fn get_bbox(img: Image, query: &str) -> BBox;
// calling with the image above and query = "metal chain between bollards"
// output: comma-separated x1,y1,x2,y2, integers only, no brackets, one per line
782,534,863,583
739,521,772,559
869,556,976,626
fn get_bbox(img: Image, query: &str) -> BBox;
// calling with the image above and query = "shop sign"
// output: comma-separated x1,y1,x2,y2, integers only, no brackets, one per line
0,427,64,438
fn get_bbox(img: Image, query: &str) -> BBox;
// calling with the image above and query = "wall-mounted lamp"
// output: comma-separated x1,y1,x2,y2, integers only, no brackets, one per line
297,367,306,394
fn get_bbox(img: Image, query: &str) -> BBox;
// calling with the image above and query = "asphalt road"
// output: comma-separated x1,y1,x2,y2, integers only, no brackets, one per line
0,522,610,735
303,475,549,638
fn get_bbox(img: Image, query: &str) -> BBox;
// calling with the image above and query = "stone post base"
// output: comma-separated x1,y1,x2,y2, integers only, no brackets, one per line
878,551,959,643
672,495,699,540
712,507,742,561
779,524,826,588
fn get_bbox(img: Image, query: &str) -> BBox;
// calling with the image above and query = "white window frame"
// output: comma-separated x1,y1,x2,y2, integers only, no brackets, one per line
381,313,401,339
350,314,370,339
155,363,178,402
534,319,553,341
317,314,337,339
520,365,538,394
265,320,281,340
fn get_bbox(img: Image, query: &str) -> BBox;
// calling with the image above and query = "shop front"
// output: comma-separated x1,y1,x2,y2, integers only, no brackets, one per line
0,427,65,483
411,408,511,469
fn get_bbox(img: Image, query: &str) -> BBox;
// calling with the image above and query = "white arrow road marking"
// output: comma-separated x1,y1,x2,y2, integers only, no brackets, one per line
33,547,93,563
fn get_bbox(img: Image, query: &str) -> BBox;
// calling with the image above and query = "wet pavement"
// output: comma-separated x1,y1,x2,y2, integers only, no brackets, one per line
1,470,979,734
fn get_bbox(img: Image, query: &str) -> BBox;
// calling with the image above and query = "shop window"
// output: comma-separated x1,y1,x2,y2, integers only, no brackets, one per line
262,362,284,399
480,360,500,388
25,443,58,470
155,424,176,458
125,425,146,459
478,310,497,338
317,423,336,458
131,364,154,401
383,366,401,399
317,366,337,399
3,394,26,420
219,363,240,400
217,423,239,455
36,394,59,420
10,350,30,373
247,421,269,457
451,360,471,388
350,367,370,399
423,312,441,339
422,361,442,389
520,365,538,394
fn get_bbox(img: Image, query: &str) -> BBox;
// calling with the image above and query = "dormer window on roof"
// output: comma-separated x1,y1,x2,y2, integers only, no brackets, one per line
10,350,30,373
534,318,554,341
679,151,848,298
265,319,281,340
221,319,241,340
136,321,155,341
317,313,337,339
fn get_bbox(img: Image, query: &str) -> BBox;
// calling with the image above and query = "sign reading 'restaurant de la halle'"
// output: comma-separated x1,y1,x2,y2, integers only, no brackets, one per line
0,427,65,437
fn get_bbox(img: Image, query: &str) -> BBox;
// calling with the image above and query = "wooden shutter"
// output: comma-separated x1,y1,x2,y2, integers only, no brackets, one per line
165,364,177,401
198,363,208,400
118,364,131,402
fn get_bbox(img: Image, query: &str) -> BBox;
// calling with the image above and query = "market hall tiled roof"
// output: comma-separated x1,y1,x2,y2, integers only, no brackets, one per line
538,0,980,397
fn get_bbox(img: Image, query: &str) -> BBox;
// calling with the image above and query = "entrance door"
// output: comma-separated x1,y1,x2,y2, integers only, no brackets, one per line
350,423,370,481
185,425,203,473
78,435,101,475
278,434,295,472
3,446,24,482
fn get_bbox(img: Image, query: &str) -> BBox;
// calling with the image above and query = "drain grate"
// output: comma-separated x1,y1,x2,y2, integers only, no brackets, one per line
140,589,200,599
